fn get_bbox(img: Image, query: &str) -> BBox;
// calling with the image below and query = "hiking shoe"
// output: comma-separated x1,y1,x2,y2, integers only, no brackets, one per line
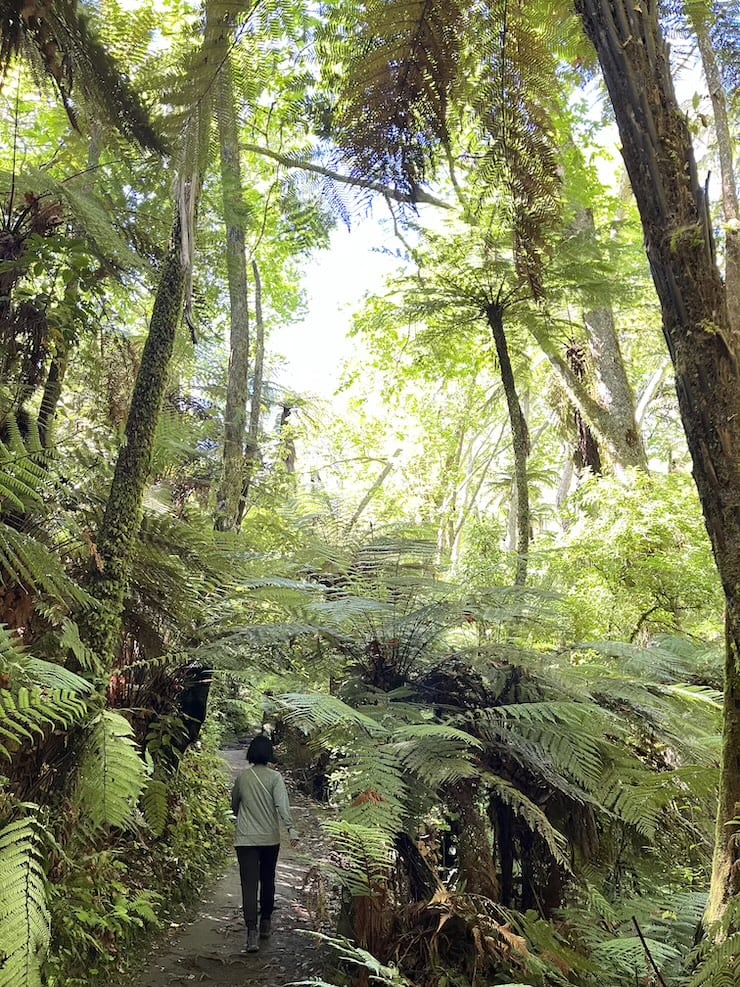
246,928,259,952
259,918,271,939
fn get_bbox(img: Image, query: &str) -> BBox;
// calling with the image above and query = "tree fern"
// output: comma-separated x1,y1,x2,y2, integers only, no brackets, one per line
0,816,50,987
74,711,148,830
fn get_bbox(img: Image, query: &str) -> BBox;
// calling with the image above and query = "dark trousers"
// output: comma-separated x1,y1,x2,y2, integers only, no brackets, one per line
236,844,280,929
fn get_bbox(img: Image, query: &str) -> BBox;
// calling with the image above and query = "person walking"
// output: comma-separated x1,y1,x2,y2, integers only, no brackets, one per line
231,734,299,952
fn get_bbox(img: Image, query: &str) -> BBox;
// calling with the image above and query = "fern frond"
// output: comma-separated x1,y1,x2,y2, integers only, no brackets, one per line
340,741,408,835
279,693,387,738
0,521,92,610
331,0,467,195
477,701,611,791
0,815,50,987
287,933,410,985
689,899,740,987
391,723,482,786
141,779,168,837
322,820,392,896
0,687,89,759
0,420,46,512
74,711,148,830
591,935,681,979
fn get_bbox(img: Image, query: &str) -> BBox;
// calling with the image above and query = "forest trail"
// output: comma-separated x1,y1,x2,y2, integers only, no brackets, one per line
130,747,333,987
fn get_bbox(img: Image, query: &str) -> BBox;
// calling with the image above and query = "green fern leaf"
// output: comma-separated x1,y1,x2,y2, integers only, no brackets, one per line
74,711,148,830
483,772,571,871
0,688,89,759
322,820,392,896
141,779,169,837
391,723,482,786
0,816,50,987
278,693,388,738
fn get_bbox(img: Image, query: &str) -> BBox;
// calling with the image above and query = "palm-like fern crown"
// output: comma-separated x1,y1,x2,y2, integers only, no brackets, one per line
326,0,583,299
0,0,164,152
330,0,467,196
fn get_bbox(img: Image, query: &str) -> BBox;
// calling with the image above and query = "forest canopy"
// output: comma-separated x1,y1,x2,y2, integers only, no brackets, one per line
0,0,738,986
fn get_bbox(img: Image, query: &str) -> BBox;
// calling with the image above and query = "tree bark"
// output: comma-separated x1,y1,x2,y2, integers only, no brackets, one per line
486,304,529,585
236,258,265,522
214,51,251,532
575,0,738,925
452,779,500,900
85,218,185,664
576,207,647,469
691,10,739,334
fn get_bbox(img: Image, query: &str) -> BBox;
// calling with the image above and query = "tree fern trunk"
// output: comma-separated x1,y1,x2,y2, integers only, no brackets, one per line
214,49,250,533
575,0,738,925
37,345,67,449
486,303,529,585
452,779,500,900
85,220,185,663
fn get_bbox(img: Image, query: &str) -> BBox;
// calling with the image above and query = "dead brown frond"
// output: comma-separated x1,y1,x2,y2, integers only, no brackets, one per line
398,888,533,986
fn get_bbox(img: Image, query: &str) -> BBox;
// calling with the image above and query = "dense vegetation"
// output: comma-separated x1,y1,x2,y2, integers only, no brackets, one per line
0,1,737,986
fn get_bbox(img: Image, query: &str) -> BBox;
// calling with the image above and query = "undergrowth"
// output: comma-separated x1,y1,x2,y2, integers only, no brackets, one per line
41,735,232,987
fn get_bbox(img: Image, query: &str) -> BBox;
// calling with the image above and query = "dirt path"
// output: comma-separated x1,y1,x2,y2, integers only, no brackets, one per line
131,747,335,987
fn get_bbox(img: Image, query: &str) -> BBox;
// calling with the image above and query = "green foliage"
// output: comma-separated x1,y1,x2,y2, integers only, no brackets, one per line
43,847,161,987
0,686,88,759
163,745,232,898
73,711,148,831
0,815,50,987
543,470,723,641
322,820,393,897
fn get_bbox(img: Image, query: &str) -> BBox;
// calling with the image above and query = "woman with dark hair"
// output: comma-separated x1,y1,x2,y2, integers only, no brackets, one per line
231,734,299,953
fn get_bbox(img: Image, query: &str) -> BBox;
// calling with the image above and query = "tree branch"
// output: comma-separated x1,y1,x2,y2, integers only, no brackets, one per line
241,143,455,211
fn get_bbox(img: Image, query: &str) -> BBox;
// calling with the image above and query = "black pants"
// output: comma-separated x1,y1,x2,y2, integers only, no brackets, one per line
236,844,280,929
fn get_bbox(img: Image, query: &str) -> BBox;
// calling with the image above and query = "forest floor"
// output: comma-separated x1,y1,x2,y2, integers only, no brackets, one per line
129,746,338,987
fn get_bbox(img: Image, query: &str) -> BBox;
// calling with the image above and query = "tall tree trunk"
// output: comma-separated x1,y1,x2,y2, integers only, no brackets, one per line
85,219,185,663
691,9,739,333
237,258,265,522
575,207,647,469
575,0,738,926
214,51,250,532
486,304,529,585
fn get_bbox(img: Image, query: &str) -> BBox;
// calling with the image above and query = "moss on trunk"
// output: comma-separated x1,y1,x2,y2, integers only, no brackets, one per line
84,220,185,665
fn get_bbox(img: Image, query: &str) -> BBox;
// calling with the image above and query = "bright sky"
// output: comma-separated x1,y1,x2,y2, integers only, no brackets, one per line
271,215,403,397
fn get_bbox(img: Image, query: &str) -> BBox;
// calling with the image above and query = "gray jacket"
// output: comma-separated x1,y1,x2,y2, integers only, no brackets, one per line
231,765,298,846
